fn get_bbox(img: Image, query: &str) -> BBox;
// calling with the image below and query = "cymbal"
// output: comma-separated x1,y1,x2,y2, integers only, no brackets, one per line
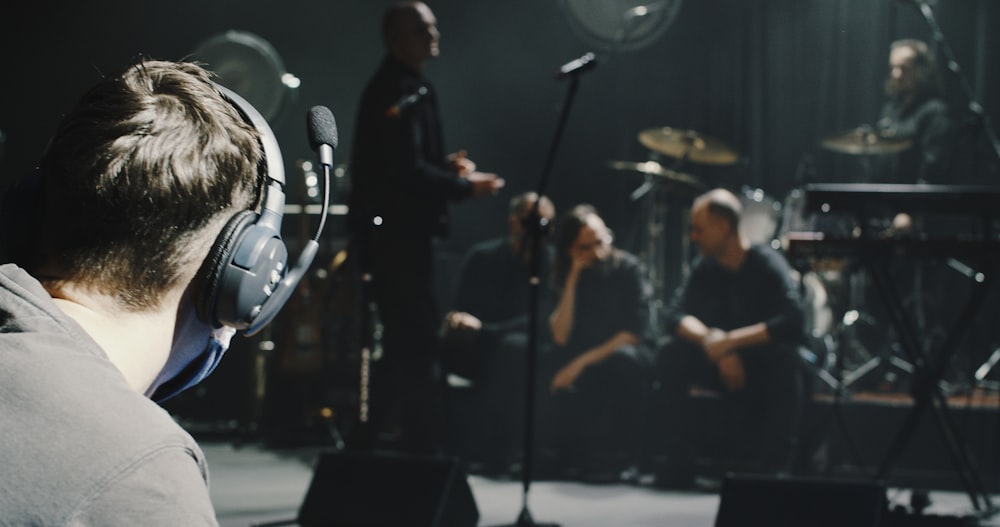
820,127,913,155
637,127,740,166
607,160,705,189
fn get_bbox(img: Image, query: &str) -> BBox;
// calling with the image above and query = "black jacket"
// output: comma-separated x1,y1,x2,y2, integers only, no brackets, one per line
348,56,472,240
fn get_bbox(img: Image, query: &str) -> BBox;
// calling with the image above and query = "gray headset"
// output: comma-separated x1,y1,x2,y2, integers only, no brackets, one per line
197,83,319,336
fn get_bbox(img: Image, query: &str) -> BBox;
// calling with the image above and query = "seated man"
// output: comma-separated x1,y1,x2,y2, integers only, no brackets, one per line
654,188,807,488
441,191,556,471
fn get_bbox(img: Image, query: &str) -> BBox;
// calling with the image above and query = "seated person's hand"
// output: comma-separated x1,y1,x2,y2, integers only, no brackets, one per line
716,354,746,392
550,357,587,393
702,328,732,362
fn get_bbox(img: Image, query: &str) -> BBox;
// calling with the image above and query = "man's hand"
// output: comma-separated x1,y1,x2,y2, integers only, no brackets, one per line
702,328,732,362
717,354,746,392
450,150,504,196
466,171,505,197
444,311,482,333
448,149,476,175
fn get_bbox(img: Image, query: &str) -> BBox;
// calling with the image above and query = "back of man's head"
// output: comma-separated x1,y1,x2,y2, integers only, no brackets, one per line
24,59,262,311
382,2,422,46
694,188,742,232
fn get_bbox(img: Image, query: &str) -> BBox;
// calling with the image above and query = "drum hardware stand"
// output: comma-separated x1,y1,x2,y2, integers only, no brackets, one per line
628,162,691,336
973,345,1000,391
955,257,1000,392
844,255,984,397
629,171,667,333
835,235,917,393
838,308,914,391
794,266,868,476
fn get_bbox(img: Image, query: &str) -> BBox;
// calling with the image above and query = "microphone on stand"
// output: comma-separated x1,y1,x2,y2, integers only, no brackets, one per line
386,86,428,118
554,52,597,80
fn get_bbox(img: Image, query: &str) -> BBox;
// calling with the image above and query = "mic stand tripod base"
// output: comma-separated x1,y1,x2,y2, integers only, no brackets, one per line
491,507,560,527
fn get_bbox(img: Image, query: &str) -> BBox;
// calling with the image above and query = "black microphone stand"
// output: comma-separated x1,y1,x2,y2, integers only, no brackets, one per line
493,60,590,527
911,0,1000,172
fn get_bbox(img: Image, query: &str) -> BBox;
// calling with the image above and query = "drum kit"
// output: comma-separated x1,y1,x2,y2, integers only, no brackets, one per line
607,127,739,332
612,123,923,393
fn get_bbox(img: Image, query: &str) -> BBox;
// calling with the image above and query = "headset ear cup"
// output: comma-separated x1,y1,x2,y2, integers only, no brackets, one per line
196,210,257,326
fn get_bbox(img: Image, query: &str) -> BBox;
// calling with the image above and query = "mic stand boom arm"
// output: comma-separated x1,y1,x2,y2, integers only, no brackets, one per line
913,1,1000,170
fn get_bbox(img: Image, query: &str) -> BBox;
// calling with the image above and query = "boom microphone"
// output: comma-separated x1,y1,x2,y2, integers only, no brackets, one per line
246,106,338,335
307,105,338,167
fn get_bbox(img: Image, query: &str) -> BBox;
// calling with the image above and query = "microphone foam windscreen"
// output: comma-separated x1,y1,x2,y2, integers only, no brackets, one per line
307,105,338,150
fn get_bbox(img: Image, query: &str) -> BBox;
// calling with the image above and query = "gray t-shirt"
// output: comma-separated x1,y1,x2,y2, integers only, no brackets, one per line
0,264,218,526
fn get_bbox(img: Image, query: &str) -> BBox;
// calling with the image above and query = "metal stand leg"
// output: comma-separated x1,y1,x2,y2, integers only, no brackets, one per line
867,258,996,515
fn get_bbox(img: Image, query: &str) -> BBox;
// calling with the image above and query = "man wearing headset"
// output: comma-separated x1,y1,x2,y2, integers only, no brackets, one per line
0,59,272,525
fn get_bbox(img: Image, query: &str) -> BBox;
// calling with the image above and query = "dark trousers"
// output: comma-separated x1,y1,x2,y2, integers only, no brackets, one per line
535,344,654,471
653,339,804,474
443,330,531,467
361,234,446,455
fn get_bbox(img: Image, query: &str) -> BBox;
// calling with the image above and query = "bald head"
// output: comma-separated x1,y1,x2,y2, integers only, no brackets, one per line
382,1,440,70
692,188,742,231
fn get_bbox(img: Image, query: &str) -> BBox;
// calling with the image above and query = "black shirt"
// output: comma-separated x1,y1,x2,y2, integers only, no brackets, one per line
558,250,653,352
666,244,806,347
452,237,555,336
348,55,472,240
876,95,953,184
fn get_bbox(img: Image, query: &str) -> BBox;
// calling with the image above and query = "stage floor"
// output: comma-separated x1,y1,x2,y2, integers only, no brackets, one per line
204,442,1000,527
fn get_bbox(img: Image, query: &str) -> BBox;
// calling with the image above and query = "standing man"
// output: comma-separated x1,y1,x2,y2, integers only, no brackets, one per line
0,59,275,525
653,188,807,488
348,1,505,455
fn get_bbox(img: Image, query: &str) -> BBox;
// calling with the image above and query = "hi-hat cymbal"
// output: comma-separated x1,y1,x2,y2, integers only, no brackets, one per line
638,127,740,166
607,160,705,189
820,127,913,155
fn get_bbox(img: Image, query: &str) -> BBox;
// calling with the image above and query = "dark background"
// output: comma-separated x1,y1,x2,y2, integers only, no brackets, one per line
3,0,1000,439
2,0,998,260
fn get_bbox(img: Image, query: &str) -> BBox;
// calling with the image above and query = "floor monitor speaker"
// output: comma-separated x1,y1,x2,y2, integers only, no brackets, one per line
297,451,479,527
714,473,886,527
